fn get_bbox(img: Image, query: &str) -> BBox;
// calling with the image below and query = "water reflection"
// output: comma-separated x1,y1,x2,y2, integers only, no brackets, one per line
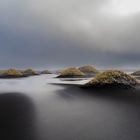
0,93,37,140
50,86,140,140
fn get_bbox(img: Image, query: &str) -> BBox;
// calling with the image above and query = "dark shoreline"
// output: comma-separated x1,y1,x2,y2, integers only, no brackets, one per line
0,75,28,79
0,74,41,79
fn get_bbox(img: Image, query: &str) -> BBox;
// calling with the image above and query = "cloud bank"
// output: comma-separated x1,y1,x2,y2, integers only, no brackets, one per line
0,0,140,69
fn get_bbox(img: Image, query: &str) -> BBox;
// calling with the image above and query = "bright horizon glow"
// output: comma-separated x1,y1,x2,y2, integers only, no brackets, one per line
101,0,140,16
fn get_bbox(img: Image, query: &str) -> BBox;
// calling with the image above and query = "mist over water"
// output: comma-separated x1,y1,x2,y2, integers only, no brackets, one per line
0,74,140,140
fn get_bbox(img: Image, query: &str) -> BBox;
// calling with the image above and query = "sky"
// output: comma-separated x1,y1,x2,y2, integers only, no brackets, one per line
0,0,140,69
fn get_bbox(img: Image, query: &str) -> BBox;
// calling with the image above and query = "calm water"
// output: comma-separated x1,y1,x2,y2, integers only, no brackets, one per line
0,74,140,140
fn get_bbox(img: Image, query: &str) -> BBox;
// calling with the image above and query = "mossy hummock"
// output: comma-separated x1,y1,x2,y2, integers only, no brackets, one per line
131,71,140,76
41,70,52,74
84,70,139,89
0,69,24,78
57,67,85,78
23,69,38,76
79,65,99,74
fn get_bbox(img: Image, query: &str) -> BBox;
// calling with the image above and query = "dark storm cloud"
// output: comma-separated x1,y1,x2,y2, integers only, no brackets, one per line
0,0,140,69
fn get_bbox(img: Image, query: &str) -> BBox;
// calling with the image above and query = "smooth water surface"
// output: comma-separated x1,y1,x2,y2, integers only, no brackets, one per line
0,74,140,140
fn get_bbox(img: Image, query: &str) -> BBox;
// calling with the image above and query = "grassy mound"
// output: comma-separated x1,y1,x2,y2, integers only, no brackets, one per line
23,69,38,76
41,70,52,74
0,69,23,78
84,70,139,89
79,65,99,74
131,71,140,76
57,67,85,78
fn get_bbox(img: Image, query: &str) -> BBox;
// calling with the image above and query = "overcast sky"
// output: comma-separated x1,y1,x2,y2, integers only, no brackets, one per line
0,0,140,69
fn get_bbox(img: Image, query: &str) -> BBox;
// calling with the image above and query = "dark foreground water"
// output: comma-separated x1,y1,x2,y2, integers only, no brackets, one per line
0,74,140,140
